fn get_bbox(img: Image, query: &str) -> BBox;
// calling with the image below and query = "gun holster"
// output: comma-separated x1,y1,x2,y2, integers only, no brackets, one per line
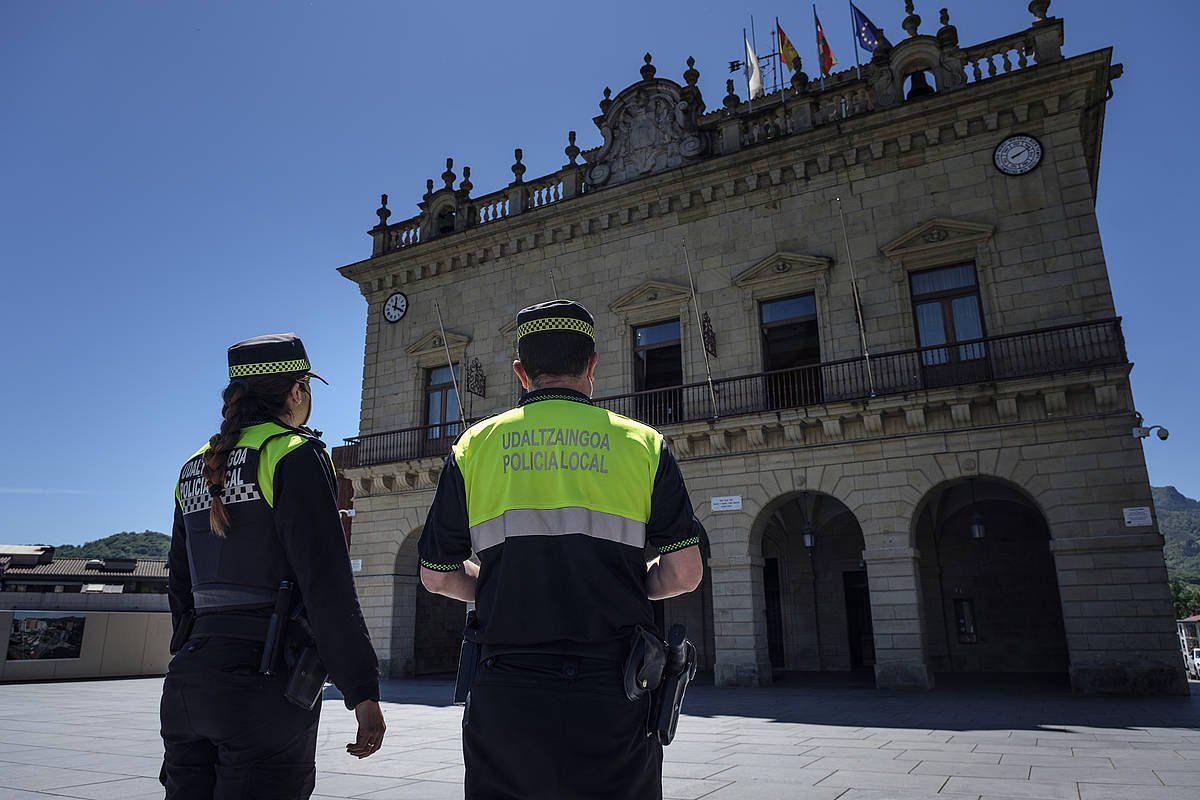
453,610,481,706
650,624,698,746
169,609,195,654
622,626,666,701
283,612,328,711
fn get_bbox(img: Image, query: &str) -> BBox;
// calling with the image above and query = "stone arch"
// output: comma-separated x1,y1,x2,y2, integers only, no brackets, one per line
911,476,1068,677
750,490,872,676
391,527,467,677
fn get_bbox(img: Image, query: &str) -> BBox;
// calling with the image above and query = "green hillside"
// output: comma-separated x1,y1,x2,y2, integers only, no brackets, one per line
35,531,170,560
1154,486,1200,618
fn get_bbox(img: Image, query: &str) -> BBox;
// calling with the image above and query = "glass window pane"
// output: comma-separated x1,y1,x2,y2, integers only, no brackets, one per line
915,302,948,365
428,364,459,386
427,391,443,426
910,264,976,296
634,320,680,348
445,389,460,423
760,294,816,324
950,296,983,341
762,319,821,371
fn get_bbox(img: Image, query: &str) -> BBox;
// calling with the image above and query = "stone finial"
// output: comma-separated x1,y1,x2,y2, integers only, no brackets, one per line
424,178,434,198
459,166,472,195
441,157,456,189
790,56,809,92
599,86,613,114
640,52,656,80
1029,0,1050,21
871,26,893,62
723,78,740,110
936,8,958,48
683,56,699,87
511,148,526,184
375,193,390,227
565,130,580,165
903,0,921,37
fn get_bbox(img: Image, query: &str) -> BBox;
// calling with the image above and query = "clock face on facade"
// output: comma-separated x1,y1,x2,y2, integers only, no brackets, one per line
383,292,408,323
994,134,1043,176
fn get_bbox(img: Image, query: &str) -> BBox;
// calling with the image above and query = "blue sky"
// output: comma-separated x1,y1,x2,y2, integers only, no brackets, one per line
1,1,1194,545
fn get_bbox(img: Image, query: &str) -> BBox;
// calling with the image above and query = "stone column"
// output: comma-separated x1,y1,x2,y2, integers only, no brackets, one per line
863,545,934,689
709,555,772,687
353,572,402,677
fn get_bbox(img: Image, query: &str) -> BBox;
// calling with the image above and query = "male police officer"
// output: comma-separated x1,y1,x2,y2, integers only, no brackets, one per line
161,334,384,799
419,300,704,800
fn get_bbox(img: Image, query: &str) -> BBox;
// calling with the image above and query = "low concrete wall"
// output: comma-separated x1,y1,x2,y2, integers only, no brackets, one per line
0,592,169,612
0,608,171,682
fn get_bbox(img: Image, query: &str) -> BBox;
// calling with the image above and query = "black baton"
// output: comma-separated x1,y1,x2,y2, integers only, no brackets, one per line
259,580,294,675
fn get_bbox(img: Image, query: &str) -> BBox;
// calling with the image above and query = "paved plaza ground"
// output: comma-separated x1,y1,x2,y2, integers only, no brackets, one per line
1,676,1199,800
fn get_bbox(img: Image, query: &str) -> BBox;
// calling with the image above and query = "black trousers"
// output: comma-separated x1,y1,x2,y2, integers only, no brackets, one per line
463,654,662,800
159,636,321,800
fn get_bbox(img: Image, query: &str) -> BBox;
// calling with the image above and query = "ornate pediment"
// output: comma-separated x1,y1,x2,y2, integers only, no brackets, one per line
406,329,471,367
586,56,708,189
881,218,995,268
734,252,833,293
609,280,692,316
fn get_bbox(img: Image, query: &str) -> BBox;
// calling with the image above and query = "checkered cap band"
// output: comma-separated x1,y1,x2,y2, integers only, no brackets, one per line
516,317,595,341
229,358,311,379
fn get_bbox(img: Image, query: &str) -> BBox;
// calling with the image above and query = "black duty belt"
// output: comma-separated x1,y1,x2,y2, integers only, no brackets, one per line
191,614,271,642
480,641,628,663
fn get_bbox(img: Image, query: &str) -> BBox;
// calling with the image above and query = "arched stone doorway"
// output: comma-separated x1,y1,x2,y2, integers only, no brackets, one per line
392,531,465,677
913,478,1068,676
757,492,872,676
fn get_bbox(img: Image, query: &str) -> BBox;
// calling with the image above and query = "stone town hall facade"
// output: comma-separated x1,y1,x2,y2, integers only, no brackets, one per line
333,2,1187,694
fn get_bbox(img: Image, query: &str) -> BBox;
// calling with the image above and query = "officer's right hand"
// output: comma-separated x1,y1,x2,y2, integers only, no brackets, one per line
347,699,386,758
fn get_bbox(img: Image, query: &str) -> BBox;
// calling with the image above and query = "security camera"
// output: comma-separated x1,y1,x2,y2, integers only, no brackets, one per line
1156,427,1169,441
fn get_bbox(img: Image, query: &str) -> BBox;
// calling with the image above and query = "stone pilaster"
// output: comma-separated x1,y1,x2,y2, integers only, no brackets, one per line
709,555,772,687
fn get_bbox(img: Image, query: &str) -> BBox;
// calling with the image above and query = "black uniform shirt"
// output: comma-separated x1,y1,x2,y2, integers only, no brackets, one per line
418,388,700,653
168,438,380,709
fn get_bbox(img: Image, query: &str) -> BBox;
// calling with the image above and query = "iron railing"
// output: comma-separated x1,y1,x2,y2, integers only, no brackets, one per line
335,318,1126,469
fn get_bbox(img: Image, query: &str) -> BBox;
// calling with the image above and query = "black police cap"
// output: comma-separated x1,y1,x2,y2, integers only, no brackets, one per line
515,300,596,344
227,333,328,384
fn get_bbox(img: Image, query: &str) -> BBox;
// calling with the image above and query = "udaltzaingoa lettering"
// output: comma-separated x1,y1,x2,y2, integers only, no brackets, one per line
499,426,610,474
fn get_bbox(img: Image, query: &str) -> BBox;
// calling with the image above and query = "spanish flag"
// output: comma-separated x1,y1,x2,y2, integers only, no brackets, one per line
777,18,799,71
814,6,838,76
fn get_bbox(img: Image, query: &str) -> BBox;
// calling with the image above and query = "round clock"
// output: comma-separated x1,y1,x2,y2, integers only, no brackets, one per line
994,134,1043,176
383,292,408,323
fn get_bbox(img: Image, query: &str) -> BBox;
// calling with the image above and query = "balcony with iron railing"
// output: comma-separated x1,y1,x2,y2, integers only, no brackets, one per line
332,317,1126,470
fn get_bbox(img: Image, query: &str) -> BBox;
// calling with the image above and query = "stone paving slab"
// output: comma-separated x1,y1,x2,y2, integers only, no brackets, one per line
0,677,1197,799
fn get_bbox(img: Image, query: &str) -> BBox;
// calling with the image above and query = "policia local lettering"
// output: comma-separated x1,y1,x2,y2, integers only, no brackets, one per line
500,426,610,474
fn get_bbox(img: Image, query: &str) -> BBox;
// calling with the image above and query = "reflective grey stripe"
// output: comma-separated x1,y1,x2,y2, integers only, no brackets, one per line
470,506,645,552
192,584,277,609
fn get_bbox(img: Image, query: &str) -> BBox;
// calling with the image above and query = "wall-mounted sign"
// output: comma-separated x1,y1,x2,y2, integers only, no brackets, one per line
350,559,363,573
1122,506,1153,527
710,495,743,512
7,612,86,661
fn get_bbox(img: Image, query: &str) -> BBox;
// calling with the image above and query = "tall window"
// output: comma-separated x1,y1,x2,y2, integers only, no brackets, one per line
425,364,461,442
632,319,682,424
910,264,985,365
760,294,820,371
760,294,821,408
633,320,682,391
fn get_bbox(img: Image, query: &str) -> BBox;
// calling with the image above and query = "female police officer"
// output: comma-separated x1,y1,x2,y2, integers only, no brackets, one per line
160,333,385,799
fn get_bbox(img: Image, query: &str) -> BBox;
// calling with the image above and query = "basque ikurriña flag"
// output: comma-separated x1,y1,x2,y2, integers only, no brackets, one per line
850,1,890,52
813,6,838,76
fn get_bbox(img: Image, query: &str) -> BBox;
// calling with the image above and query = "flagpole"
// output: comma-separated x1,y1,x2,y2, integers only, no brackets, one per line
836,197,876,398
548,269,559,299
681,239,719,420
849,0,861,74
433,299,465,429
813,4,825,91
743,26,754,111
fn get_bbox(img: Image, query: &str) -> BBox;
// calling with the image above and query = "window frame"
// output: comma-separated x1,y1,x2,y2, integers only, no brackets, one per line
908,263,987,362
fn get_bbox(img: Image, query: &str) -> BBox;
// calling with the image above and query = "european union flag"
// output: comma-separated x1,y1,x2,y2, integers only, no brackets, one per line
851,2,890,52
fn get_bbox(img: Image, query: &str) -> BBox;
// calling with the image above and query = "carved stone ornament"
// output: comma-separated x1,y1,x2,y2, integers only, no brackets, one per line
465,357,486,398
586,78,707,189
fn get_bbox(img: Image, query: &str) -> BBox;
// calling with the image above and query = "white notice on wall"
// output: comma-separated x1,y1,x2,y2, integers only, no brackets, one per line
1122,507,1153,527
350,558,363,573
710,495,743,512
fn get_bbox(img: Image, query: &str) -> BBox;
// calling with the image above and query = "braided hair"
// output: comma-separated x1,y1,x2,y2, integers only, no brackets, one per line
203,373,300,536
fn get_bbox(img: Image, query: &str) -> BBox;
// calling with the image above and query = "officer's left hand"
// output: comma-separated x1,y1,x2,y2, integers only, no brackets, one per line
347,699,386,758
